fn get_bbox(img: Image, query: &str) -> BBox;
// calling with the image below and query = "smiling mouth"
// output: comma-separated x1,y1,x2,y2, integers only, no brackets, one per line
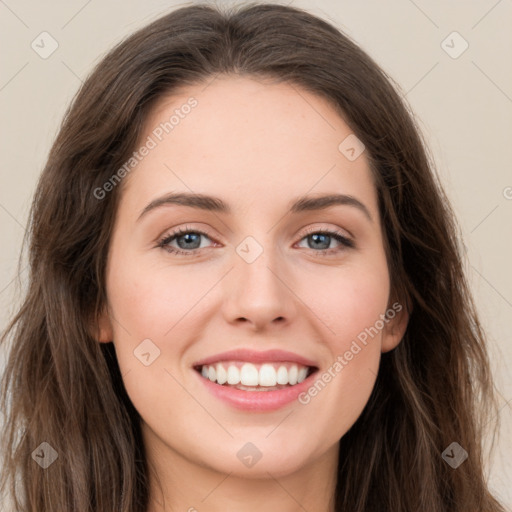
194,361,318,391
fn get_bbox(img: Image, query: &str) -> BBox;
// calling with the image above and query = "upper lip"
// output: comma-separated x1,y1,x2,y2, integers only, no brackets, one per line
192,349,318,368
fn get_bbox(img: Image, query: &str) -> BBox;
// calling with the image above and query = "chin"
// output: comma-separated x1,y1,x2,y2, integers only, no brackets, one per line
193,437,323,478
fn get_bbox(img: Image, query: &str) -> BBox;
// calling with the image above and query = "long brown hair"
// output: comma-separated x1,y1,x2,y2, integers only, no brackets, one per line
0,3,506,511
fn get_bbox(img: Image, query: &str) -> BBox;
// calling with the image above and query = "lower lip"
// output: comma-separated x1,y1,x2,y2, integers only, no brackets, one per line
195,370,316,411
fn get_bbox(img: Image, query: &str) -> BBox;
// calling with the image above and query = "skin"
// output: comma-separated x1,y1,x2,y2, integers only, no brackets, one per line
97,75,409,512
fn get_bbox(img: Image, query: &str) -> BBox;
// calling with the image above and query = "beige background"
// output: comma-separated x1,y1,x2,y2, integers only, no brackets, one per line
1,0,511,508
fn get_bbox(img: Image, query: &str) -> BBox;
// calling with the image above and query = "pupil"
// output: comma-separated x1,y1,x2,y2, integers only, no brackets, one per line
311,233,329,250
178,233,200,249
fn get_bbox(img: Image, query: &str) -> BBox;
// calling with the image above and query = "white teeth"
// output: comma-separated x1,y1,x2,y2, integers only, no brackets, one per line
199,362,311,388
288,365,298,385
297,367,308,383
216,364,227,385
259,364,277,387
276,365,288,385
240,363,259,386
227,365,240,385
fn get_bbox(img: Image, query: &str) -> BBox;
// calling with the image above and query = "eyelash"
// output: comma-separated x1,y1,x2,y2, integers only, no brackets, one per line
157,225,355,257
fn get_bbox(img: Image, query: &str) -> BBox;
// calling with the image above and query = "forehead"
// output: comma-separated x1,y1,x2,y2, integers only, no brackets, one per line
120,75,378,220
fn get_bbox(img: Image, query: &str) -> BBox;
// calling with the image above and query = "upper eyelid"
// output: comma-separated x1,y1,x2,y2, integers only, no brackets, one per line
160,225,212,241
301,225,352,238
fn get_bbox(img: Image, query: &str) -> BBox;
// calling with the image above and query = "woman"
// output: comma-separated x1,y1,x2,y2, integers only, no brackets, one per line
0,3,506,511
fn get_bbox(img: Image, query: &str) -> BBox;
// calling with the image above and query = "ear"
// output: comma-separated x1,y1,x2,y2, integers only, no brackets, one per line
381,299,410,353
95,305,114,343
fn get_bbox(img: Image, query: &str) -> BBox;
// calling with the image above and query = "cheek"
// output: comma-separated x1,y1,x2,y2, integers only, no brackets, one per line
332,278,389,349
105,256,216,404
298,257,390,351
104,257,203,424
294,258,389,425
107,255,211,338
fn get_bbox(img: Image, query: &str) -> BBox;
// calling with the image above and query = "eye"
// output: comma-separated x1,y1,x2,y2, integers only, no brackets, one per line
157,226,215,256
295,227,354,255
157,225,354,257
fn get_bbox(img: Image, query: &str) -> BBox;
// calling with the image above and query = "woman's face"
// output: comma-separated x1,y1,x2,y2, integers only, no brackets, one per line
98,76,407,479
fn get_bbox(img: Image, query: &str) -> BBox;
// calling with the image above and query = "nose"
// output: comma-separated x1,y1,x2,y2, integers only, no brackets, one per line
221,242,297,331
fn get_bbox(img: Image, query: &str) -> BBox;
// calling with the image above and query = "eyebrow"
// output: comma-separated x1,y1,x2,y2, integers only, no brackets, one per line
137,192,373,222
